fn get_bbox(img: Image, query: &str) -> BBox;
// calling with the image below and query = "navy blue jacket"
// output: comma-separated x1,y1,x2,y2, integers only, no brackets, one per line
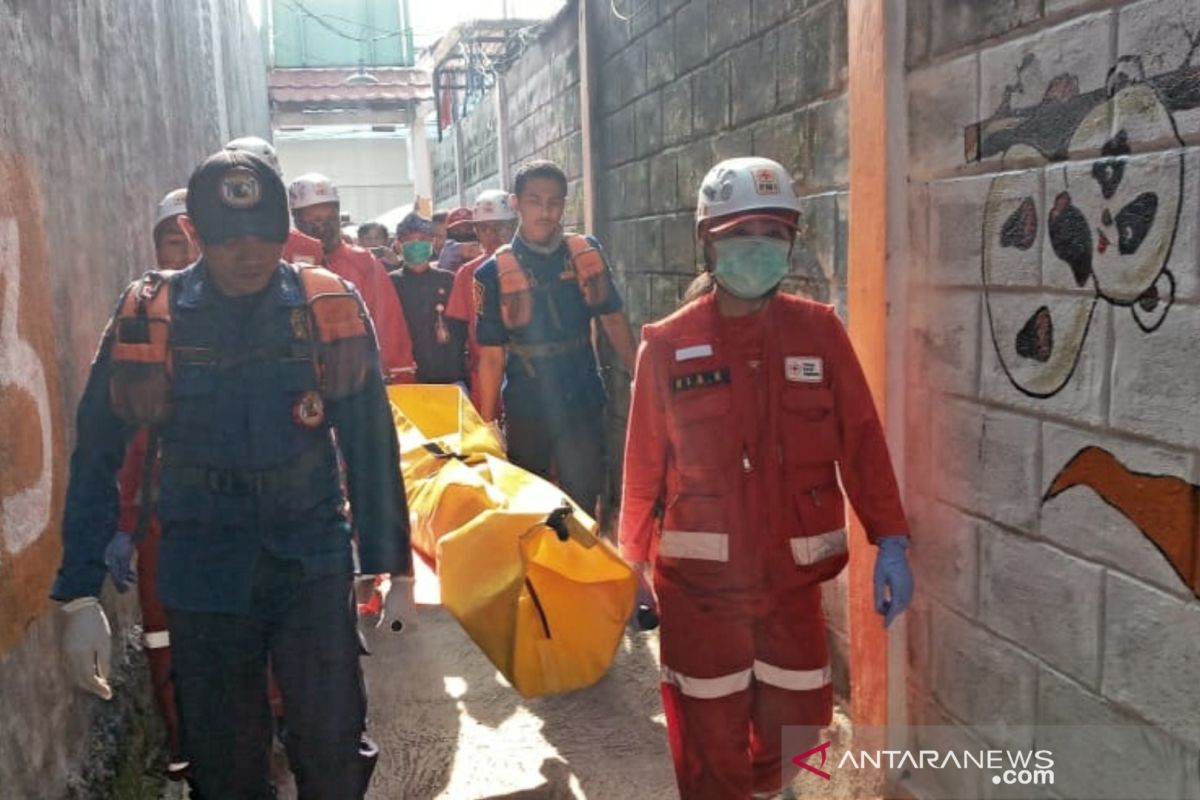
50,261,411,612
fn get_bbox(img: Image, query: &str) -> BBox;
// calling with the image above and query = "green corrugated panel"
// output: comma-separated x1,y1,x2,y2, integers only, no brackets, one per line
271,0,413,67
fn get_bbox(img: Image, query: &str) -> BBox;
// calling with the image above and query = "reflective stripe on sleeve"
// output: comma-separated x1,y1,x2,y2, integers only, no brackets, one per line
753,660,831,692
789,527,847,566
659,530,729,562
661,665,753,699
144,630,171,649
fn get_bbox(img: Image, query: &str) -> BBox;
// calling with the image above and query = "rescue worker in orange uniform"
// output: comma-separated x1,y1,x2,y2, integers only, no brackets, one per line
289,172,417,383
151,188,200,270
224,136,325,267
619,157,915,800
446,189,519,409
100,188,198,783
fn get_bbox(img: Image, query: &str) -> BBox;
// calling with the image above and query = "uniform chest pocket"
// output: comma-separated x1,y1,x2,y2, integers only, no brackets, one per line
667,385,731,473
167,363,220,445
780,387,840,466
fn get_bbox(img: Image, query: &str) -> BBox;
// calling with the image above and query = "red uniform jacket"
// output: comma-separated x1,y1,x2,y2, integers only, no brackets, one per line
619,292,908,594
446,251,492,406
282,228,325,267
326,241,416,383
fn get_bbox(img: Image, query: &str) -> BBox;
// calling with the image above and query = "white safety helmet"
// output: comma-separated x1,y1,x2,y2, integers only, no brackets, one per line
695,157,801,235
154,188,188,230
224,136,283,178
288,173,340,211
472,189,517,223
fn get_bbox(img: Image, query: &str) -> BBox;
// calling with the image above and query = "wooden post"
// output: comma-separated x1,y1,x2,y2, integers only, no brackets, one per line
847,0,909,743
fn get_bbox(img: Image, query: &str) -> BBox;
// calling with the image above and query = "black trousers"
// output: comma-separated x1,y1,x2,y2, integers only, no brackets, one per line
167,553,375,800
506,409,608,516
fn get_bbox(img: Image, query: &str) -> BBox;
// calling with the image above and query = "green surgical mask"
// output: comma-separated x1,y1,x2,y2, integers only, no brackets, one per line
712,236,791,299
402,240,433,264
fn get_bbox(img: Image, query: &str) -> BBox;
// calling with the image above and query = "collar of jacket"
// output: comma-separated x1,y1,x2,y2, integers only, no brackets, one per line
177,259,305,310
515,228,565,257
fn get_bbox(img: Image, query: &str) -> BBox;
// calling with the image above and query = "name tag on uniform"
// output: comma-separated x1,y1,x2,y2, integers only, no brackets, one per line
786,356,823,383
672,368,730,393
675,344,714,362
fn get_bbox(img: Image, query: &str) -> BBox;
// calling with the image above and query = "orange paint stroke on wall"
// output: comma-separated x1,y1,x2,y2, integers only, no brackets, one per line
0,153,65,655
1045,446,1199,598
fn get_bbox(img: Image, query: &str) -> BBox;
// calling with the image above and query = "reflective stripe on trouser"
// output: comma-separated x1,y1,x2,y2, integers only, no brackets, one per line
656,580,833,799
134,522,185,762
661,661,830,699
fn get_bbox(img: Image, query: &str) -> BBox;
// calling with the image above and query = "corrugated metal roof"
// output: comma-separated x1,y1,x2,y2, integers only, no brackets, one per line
269,67,432,109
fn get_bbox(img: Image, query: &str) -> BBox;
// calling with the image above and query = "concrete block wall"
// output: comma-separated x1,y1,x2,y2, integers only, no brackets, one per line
0,2,268,796
905,0,1200,794
432,97,501,211
432,3,584,230
431,0,852,326
587,0,850,328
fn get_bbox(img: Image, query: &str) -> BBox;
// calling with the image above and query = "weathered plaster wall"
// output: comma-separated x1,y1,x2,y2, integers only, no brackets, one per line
904,0,1200,795
0,2,268,795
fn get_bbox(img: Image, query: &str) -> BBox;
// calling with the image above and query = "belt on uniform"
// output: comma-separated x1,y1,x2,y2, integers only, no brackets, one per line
163,446,327,496
509,335,590,378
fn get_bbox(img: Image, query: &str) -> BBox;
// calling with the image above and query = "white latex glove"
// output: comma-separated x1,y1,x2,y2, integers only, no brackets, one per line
379,574,418,634
360,575,417,655
61,597,113,700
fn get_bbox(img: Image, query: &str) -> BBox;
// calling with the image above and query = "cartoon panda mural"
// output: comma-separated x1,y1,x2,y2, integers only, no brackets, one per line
978,58,1184,398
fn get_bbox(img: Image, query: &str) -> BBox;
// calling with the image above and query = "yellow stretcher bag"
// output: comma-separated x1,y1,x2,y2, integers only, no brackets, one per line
388,385,636,697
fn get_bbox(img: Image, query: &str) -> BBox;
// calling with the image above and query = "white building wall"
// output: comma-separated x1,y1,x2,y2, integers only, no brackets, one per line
276,135,415,223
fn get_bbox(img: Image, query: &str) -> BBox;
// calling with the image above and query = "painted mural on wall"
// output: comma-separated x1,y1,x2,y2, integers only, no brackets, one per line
1044,447,1199,598
0,154,65,654
966,51,1200,599
970,55,1199,397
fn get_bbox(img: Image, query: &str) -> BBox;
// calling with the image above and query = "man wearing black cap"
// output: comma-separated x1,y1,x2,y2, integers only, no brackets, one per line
50,150,411,799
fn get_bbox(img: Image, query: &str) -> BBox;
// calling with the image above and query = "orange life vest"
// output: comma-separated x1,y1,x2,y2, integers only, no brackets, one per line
109,265,369,425
493,233,611,330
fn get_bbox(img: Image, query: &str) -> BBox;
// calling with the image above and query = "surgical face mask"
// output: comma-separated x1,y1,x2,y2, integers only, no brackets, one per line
402,239,434,265
711,236,792,300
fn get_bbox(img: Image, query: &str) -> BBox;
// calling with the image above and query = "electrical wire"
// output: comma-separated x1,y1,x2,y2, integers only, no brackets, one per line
283,0,409,43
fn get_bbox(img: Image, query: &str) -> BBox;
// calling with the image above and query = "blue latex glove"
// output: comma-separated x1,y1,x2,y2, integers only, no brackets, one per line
633,566,659,631
103,533,137,594
873,535,913,628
